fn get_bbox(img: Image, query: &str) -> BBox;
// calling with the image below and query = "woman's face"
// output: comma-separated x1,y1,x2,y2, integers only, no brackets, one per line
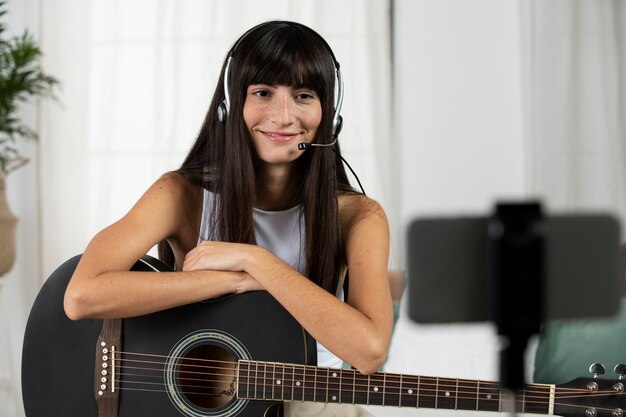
243,84,322,166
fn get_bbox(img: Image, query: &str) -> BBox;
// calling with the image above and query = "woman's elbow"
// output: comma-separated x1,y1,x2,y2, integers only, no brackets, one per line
63,286,91,321
353,337,389,375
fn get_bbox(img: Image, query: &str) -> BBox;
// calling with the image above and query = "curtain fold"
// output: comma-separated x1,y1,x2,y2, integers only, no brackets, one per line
2,2,393,415
523,0,626,223
39,0,394,277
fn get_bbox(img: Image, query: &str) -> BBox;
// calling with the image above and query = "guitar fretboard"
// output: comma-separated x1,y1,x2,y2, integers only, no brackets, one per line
236,360,554,414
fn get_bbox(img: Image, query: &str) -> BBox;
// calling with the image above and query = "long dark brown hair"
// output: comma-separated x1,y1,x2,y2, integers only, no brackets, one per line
160,21,358,294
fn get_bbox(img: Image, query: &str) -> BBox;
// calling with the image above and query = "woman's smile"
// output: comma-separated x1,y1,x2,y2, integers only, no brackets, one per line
259,130,303,142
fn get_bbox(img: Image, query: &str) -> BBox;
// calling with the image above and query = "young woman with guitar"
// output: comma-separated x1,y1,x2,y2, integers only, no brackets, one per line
62,20,393,416
23,19,626,417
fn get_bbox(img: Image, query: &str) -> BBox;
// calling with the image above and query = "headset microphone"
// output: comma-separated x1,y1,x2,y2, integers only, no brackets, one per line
297,136,338,150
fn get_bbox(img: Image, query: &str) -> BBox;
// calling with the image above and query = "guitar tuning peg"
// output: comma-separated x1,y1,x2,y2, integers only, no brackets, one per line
589,363,606,378
615,364,626,380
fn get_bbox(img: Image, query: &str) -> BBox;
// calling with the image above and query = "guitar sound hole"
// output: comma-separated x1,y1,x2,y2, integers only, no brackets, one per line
177,344,237,409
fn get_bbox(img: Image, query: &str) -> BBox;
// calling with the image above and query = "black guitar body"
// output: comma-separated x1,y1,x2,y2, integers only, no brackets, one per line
22,255,317,417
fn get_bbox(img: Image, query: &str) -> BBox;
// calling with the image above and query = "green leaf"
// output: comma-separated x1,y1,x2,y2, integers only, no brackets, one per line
0,0,60,174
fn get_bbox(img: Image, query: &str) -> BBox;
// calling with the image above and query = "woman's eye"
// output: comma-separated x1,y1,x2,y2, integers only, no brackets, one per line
252,90,270,97
296,92,317,100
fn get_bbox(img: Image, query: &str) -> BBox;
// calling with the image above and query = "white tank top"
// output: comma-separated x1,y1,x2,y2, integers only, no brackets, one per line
198,189,343,368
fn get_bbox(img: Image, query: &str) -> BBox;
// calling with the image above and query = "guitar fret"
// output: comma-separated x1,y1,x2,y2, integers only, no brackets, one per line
312,366,319,402
255,362,261,400
383,373,387,406
384,373,402,407
271,363,276,400
295,365,304,401
303,366,316,402
326,368,341,403
280,364,286,400
436,377,457,409
339,369,342,403
476,380,479,411
285,365,296,401
368,373,385,406
352,369,356,404
524,383,551,415
246,361,252,399
477,380,500,412
236,360,245,399
456,379,478,411
245,361,251,400
419,377,436,409
238,360,556,416
339,368,355,404
417,375,421,408
325,368,330,403
265,363,273,400
261,362,267,400
314,367,329,403
353,372,369,405
399,375,418,408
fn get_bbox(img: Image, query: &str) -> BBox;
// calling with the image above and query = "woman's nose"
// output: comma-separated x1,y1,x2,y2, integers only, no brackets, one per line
269,93,295,125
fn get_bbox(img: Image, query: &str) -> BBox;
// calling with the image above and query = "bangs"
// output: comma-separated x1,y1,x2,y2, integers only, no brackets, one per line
236,29,335,98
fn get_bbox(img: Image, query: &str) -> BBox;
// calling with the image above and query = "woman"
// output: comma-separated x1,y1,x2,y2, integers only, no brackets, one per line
64,20,392,415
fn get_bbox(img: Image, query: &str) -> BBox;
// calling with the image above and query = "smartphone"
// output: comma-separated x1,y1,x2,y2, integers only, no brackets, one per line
407,213,622,323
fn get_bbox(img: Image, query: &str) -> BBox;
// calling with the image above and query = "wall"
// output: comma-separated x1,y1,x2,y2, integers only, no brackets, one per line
377,1,528,416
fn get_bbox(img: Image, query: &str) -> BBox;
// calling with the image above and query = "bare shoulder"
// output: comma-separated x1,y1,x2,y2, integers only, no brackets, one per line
145,171,202,231
118,172,202,243
339,193,388,228
138,172,202,215
150,171,198,199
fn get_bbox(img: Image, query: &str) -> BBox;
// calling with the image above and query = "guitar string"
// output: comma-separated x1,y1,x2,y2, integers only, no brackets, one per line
107,386,626,417
108,364,620,407
113,350,615,395
108,359,624,409
110,359,607,401
112,350,561,395
110,364,616,401
107,380,623,413
112,362,562,401
102,351,623,407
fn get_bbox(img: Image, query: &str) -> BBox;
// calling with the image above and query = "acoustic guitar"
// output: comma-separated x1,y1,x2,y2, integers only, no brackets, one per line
22,255,626,416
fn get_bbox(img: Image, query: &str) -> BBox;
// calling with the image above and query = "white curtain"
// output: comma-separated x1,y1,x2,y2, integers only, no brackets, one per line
0,2,393,416
38,0,395,277
523,0,626,222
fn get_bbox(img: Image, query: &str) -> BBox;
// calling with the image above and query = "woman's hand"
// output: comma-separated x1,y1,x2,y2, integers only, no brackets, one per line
182,241,265,292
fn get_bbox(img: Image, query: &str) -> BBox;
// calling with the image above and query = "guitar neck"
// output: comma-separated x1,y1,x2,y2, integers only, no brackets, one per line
236,360,555,414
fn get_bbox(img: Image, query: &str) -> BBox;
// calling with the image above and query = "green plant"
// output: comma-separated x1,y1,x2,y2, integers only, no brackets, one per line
0,1,58,175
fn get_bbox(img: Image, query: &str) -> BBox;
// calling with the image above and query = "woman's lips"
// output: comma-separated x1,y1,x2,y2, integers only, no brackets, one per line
261,131,301,142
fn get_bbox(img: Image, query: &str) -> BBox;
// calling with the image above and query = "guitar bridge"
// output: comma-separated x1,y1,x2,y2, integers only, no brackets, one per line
94,319,122,417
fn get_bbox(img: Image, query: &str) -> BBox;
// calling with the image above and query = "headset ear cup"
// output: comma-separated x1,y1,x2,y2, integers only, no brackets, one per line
217,101,228,123
333,115,343,137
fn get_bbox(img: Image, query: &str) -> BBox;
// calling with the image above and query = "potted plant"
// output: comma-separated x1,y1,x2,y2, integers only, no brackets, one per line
0,1,58,276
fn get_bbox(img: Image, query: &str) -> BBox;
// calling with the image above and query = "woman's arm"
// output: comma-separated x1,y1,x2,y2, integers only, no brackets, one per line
183,196,394,374
64,173,261,320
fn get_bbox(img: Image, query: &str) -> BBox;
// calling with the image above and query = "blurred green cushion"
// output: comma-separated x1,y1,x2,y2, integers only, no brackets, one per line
533,297,626,384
